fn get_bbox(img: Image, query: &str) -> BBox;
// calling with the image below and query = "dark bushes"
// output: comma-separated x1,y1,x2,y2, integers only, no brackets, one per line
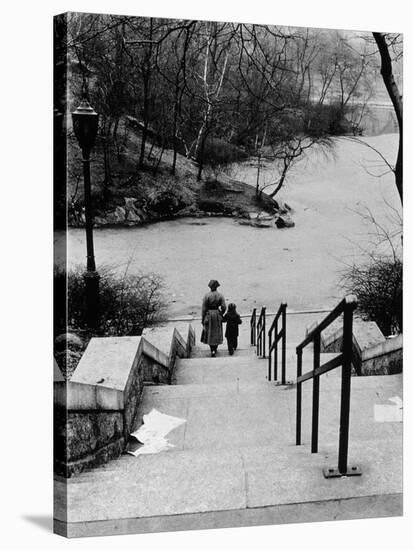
341,258,402,335
201,138,248,169
149,189,188,216
305,102,352,137
54,265,168,337
197,198,226,213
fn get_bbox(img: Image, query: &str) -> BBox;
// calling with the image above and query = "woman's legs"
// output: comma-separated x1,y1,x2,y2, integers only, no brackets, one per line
210,345,218,357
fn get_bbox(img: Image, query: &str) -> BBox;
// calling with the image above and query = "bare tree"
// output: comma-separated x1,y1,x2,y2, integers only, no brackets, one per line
373,32,403,203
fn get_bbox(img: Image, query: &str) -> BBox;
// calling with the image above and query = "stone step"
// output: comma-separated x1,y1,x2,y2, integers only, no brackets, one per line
56,371,402,536
67,433,402,480
59,435,401,528
190,347,253,358
179,349,331,367
174,352,341,385
136,373,402,452
190,343,312,358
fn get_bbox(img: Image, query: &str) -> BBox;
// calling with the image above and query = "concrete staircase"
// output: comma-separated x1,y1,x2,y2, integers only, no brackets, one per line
54,322,402,537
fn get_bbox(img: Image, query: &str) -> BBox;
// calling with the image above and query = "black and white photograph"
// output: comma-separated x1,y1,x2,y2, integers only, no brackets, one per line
2,1,409,547
52,9,403,538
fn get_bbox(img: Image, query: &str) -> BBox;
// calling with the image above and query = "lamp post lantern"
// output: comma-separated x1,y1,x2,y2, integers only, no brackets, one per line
72,97,100,330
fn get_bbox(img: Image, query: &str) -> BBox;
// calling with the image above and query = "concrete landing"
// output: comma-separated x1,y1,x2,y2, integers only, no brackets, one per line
54,340,402,536
176,345,339,384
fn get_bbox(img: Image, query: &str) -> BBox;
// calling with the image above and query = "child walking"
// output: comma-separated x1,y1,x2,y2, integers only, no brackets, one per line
223,303,242,355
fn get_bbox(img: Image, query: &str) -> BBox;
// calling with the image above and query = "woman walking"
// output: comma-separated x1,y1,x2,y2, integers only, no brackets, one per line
201,279,226,357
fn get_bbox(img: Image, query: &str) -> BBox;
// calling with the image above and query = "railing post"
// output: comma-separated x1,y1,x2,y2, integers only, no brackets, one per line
323,296,361,478
281,304,287,385
256,317,260,356
296,347,302,445
338,303,353,473
311,333,321,453
250,315,253,345
250,308,256,346
262,307,266,358
274,319,278,380
268,329,272,380
256,311,260,356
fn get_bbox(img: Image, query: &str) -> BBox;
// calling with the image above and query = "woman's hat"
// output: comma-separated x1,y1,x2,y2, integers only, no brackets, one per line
208,279,220,290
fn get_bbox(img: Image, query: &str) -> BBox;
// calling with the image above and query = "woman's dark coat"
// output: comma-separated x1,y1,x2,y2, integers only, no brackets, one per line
201,290,226,345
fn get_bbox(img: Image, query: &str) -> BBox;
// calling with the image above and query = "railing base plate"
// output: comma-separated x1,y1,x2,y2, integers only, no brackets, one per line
323,465,362,478
274,380,294,387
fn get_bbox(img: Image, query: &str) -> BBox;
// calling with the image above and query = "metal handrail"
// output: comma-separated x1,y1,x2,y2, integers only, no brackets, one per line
256,306,266,357
268,302,287,383
295,295,362,478
250,308,257,346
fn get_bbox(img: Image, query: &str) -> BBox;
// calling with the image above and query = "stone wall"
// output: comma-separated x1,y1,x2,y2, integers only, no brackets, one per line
320,321,402,376
54,407,124,477
54,324,195,477
361,335,403,376
141,323,196,384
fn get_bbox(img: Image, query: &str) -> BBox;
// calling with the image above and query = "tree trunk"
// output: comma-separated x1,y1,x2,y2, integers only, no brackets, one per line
197,134,207,181
171,143,178,175
147,139,156,161
138,118,149,168
113,117,122,162
269,158,290,198
255,154,261,197
268,175,285,199
138,18,153,169
154,142,165,175
102,119,113,202
373,32,403,203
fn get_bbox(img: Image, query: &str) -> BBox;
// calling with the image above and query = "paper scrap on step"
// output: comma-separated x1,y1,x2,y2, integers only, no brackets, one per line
374,395,403,422
128,409,186,456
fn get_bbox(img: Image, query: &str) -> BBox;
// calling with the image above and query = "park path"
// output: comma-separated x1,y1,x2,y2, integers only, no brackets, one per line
55,321,402,537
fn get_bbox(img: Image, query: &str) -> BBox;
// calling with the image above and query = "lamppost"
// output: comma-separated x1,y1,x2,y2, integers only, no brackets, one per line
72,97,100,330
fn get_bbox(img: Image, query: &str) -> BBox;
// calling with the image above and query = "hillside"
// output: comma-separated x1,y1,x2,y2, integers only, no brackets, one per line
67,117,283,228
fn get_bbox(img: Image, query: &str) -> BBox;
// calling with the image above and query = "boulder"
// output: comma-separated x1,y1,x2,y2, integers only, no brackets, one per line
94,216,108,226
54,349,84,379
104,211,118,224
177,204,198,216
135,207,148,221
124,197,138,210
104,206,126,224
277,200,294,214
55,332,84,351
124,197,144,223
275,215,295,228
125,209,141,223
114,206,126,222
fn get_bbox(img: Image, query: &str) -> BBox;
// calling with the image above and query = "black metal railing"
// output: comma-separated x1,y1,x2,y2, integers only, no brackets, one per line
250,307,257,346
295,295,362,478
268,302,287,383
256,306,266,357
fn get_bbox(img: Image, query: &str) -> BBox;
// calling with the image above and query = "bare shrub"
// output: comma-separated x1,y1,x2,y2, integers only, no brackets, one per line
341,258,402,336
55,265,168,337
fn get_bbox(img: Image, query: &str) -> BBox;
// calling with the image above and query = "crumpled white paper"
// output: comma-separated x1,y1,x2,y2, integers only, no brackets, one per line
128,409,186,456
374,395,403,422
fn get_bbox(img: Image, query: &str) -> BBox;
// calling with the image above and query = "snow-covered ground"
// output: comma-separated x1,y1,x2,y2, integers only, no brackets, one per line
60,134,401,318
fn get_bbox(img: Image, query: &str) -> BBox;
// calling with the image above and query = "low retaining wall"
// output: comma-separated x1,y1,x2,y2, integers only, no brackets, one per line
305,317,402,376
317,320,402,376
54,324,195,477
361,334,403,375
